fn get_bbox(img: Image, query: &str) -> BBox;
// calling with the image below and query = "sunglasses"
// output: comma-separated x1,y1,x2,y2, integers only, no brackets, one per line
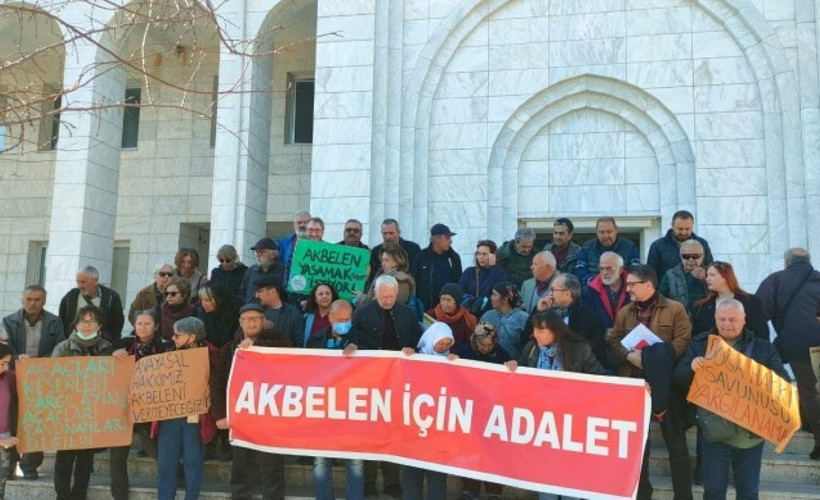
157,272,174,277
166,291,181,297
681,254,702,260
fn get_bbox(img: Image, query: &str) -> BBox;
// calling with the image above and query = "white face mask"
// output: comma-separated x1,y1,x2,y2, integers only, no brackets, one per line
75,330,99,341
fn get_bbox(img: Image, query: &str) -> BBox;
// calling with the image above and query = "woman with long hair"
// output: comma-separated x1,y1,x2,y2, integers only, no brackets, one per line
174,248,207,300
459,239,507,315
359,244,416,306
692,261,768,339
195,284,240,349
159,277,195,341
302,282,339,347
479,282,529,360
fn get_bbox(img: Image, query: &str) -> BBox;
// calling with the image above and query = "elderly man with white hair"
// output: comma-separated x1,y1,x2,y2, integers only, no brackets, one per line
581,251,631,328
59,265,125,340
675,299,788,499
347,275,422,498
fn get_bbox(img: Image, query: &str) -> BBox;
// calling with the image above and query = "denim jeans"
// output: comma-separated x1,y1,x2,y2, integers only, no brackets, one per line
313,456,364,500
54,449,95,500
232,446,284,499
401,466,447,500
157,418,203,500
701,439,764,500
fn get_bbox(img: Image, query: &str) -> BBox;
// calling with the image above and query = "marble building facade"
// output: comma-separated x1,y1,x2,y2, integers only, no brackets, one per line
0,0,818,329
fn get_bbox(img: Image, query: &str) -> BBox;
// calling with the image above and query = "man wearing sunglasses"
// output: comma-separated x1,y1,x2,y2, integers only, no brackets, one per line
647,210,713,278
658,240,708,320
338,218,369,249
128,263,175,326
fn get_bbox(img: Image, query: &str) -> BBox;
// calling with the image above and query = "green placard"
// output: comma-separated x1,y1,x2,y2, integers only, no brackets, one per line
287,239,370,300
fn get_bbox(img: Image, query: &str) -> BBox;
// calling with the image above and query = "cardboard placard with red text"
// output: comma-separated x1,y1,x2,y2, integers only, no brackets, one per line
227,348,650,500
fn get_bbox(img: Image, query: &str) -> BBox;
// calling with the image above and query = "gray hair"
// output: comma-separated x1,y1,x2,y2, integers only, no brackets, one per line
173,316,205,339
784,247,811,266
558,273,582,300
599,251,624,267
374,275,398,292
77,266,99,281
679,240,703,254
514,227,536,243
715,298,745,315
153,262,174,274
294,210,311,219
216,245,239,262
533,251,556,268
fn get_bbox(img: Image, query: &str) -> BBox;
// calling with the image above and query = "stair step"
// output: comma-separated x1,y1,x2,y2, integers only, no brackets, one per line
649,476,820,499
648,425,817,456
647,450,820,484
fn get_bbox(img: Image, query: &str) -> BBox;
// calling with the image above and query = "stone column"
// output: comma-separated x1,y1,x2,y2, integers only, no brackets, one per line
311,0,377,238
45,34,125,311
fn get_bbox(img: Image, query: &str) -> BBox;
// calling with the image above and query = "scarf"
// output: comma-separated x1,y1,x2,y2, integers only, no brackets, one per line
634,292,659,327
433,304,478,331
536,344,562,371
417,322,454,355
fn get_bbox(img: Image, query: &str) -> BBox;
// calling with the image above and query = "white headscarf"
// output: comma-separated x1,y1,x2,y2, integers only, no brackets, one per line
417,322,454,356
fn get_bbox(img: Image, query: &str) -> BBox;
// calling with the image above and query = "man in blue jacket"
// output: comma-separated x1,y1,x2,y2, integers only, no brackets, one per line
575,217,640,285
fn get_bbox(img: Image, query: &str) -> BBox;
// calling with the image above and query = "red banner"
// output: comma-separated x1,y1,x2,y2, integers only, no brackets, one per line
227,348,650,499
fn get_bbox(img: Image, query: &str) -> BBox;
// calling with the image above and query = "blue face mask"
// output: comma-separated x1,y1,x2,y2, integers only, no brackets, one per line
333,321,352,335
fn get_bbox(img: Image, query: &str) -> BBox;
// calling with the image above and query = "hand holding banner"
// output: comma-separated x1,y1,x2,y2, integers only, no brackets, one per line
16,356,135,453
286,239,369,299
130,347,210,423
227,348,650,500
687,335,800,453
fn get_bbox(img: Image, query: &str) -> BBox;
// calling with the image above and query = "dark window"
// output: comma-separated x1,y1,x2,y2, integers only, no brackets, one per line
38,86,61,151
121,87,141,148
287,77,314,144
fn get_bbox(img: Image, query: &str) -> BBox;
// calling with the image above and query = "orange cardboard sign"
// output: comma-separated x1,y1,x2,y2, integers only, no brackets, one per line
130,347,210,423
16,356,135,453
687,335,800,452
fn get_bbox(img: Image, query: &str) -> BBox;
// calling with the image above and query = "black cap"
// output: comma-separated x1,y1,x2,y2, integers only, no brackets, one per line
251,238,277,251
430,223,457,237
239,303,265,315
254,274,280,288
439,283,464,303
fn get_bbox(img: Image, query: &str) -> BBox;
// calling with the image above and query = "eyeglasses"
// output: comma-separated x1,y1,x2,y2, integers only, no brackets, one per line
239,316,265,323
157,272,174,278
172,332,191,337
77,320,99,326
166,291,181,297
549,288,569,293
345,228,361,233
625,281,646,288
219,258,233,264
681,254,702,260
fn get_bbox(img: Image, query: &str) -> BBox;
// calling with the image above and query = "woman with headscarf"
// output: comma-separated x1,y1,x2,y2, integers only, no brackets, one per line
400,322,456,500
479,282,529,360
454,322,511,500
425,283,477,350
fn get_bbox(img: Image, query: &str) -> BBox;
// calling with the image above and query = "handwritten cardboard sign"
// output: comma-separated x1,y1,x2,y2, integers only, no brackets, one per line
130,347,210,423
16,356,135,453
287,239,370,299
687,335,800,452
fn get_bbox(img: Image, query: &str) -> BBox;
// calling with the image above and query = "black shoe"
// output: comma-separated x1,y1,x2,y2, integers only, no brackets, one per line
692,465,703,485
810,446,820,460
23,471,38,480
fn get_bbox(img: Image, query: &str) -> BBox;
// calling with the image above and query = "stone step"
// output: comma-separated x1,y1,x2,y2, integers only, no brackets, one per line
649,476,820,500
647,447,820,484
648,425,817,457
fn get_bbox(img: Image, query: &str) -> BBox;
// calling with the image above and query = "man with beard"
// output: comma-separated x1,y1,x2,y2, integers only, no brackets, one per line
275,211,310,266
582,252,631,328
238,238,284,304
647,210,713,278
575,217,640,285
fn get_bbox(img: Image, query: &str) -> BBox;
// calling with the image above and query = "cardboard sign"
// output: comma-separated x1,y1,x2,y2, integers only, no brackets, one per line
130,347,210,423
287,239,369,299
16,356,135,453
227,348,650,500
687,335,801,452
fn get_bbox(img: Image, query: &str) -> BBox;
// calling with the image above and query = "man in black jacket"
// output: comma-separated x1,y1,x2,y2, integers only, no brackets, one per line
347,275,422,497
411,223,462,310
58,266,124,340
369,219,421,281
756,247,820,459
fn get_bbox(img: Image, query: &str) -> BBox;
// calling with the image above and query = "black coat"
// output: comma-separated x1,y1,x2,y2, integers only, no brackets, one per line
692,293,768,341
351,302,422,350
369,238,421,281
58,285,125,340
646,229,714,278
566,300,610,372
411,246,463,310
209,263,249,303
